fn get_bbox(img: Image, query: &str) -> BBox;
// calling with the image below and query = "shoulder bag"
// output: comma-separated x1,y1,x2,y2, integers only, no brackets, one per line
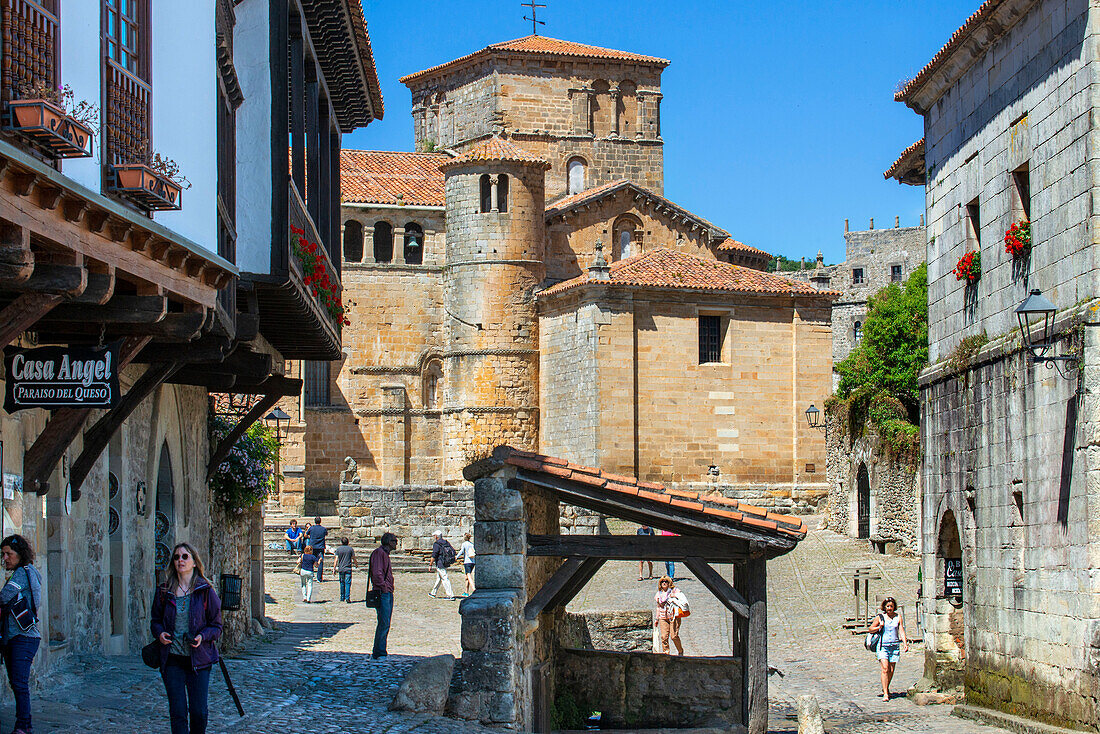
5,567,37,632
142,587,167,669
864,614,883,652
365,552,381,608
670,589,691,618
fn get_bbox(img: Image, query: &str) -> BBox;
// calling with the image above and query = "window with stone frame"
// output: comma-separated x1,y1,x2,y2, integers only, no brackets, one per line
853,320,862,344
1012,163,1030,221
479,174,491,213
698,314,724,364
966,197,982,249
303,361,331,406
423,360,442,409
343,220,364,263
497,174,509,213
612,215,641,260
403,222,424,265
852,267,864,285
567,157,586,194
890,265,903,282
373,221,393,263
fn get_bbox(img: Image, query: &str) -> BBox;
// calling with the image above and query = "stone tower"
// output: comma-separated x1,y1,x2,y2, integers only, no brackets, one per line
439,137,550,481
401,36,667,199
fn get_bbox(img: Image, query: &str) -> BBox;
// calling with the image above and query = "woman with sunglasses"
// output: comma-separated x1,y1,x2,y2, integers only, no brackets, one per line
654,575,684,655
150,542,223,734
0,535,41,734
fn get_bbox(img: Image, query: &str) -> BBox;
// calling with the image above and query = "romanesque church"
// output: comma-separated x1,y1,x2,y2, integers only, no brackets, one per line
288,36,835,524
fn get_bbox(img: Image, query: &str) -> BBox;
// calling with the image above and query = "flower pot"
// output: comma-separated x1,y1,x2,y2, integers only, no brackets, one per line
111,163,183,211
6,99,93,158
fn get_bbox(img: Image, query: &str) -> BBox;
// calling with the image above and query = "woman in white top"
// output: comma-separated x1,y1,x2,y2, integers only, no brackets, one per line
868,596,909,701
459,532,475,597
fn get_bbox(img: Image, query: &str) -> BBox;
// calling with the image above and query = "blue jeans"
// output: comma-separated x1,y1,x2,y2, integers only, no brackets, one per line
372,592,394,657
315,550,325,580
162,654,210,734
2,635,38,731
339,572,353,601
665,561,675,579
285,538,303,553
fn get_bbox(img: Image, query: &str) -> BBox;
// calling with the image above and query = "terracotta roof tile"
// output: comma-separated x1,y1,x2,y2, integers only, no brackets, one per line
401,35,669,85
883,138,926,185
716,238,772,261
341,149,447,206
346,0,384,120
497,447,807,541
439,137,550,170
539,248,837,299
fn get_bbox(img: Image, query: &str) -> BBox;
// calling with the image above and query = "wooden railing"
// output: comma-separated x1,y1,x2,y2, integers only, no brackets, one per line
1,0,58,104
288,180,340,333
105,58,150,165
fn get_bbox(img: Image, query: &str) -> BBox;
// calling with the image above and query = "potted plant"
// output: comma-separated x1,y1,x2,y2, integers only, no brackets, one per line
112,150,191,211
1004,220,1031,258
7,82,98,158
291,225,350,332
954,250,981,283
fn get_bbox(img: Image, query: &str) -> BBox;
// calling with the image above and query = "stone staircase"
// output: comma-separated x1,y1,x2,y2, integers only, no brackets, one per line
262,514,431,575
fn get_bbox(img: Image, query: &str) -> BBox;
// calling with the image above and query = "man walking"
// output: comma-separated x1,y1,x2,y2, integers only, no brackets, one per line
428,530,456,600
637,524,655,580
306,516,328,581
334,537,356,603
369,532,397,659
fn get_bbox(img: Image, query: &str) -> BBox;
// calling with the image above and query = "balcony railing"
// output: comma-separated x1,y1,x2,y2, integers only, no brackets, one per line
1,0,58,105
288,179,340,335
104,58,150,166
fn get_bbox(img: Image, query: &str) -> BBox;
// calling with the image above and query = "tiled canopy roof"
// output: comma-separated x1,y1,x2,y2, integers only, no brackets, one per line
716,237,772,259
341,150,447,206
883,138,926,185
539,247,834,298
401,35,669,85
439,137,550,170
300,0,383,127
497,447,806,543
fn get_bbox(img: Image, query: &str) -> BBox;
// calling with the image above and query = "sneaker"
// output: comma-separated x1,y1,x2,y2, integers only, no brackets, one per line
428,592,437,598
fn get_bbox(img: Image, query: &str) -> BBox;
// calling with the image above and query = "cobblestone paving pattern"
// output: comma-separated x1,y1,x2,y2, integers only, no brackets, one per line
11,526,1005,732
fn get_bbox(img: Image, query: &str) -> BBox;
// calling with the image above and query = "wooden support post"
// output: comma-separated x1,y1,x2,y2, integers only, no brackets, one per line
683,557,749,618
743,557,768,734
69,361,182,498
0,292,63,349
22,336,153,494
205,391,282,482
523,557,606,621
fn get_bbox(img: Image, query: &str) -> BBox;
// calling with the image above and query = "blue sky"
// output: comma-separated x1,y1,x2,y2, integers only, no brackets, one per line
345,1,976,265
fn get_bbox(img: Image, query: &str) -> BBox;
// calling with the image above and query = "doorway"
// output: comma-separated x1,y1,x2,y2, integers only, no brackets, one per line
856,463,870,538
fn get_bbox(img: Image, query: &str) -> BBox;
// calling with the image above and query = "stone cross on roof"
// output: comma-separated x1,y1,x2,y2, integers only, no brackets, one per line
521,0,546,35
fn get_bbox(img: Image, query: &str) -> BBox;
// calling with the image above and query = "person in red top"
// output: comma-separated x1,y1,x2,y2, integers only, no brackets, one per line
369,532,397,659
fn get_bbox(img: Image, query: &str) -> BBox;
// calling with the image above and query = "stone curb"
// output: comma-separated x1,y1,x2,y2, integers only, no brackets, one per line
953,704,1081,734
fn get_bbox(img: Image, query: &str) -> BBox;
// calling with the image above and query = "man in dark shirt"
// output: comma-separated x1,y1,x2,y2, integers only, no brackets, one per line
305,517,328,581
334,537,356,603
369,532,398,659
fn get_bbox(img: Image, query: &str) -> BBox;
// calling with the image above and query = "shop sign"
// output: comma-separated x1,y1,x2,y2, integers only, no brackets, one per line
944,557,963,597
4,343,120,412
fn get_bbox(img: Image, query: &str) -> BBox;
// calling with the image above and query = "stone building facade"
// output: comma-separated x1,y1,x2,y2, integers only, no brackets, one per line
297,35,835,545
893,0,1100,727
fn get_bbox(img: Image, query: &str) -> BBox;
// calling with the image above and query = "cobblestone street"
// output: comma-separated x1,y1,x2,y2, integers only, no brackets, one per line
11,527,1005,733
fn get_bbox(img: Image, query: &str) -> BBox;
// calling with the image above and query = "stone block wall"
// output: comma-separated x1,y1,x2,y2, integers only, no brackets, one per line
207,505,264,651
557,610,652,653
337,483,475,553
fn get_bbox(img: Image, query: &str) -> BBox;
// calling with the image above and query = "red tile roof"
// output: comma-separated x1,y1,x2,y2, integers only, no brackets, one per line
716,237,772,259
539,247,836,298
347,0,384,120
401,35,669,85
501,448,807,541
340,149,447,206
439,136,550,170
883,138,926,184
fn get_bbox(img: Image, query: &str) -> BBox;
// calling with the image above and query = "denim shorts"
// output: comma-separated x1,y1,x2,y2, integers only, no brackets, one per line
877,642,900,662
463,562,475,574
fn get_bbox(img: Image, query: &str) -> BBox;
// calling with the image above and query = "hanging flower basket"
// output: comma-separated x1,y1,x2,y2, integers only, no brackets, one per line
7,98,94,158
1004,220,1031,258
111,163,183,211
954,251,981,283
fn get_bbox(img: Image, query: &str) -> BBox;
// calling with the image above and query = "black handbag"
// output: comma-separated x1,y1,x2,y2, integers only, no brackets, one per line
364,554,381,608
141,640,162,668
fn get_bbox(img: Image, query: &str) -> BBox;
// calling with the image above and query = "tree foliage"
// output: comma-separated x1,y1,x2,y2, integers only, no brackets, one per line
208,414,279,514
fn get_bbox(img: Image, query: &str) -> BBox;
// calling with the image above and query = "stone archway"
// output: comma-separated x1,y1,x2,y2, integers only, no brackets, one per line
856,463,871,539
154,442,174,585
928,509,966,688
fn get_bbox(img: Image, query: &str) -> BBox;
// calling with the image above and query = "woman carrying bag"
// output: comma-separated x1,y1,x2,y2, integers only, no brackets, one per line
0,535,42,734
150,542,223,734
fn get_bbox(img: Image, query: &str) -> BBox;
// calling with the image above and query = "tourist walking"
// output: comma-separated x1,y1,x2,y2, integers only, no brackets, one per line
654,576,684,655
0,535,41,734
636,525,654,580
298,546,319,602
459,532,475,596
305,517,328,581
428,530,456,600
334,537,356,603
868,597,909,701
284,519,304,556
150,542,223,734
369,533,398,658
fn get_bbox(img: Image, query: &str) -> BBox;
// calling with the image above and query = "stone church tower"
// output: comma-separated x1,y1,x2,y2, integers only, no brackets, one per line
439,137,550,481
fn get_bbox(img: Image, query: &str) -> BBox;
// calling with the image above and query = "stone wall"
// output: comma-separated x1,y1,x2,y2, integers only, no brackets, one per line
824,420,920,551
208,505,264,651
557,610,652,653
554,649,743,730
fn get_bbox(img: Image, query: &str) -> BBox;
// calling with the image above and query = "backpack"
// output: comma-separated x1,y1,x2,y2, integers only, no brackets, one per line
439,540,457,568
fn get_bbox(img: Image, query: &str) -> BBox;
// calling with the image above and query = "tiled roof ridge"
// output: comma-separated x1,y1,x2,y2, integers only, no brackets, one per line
716,237,772,259
883,138,925,180
401,35,669,85
439,136,550,170
500,447,807,540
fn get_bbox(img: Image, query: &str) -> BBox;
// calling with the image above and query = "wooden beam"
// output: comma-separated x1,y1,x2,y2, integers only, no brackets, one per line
206,391,282,481
0,221,32,282
69,361,183,497
47,294,167,324
743,557,768,734
138,337,232,364
22,336,152,494
9,263,86,296
682,557,749,619
523,557,606,621
0,292,63,349
71,266,115,305
527,534,749,562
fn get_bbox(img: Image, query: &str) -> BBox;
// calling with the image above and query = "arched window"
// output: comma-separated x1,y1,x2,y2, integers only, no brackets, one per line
404,223,424,265
497,174,509,213
423,360,442,409
479,174,491,213
567,157,586,195
342,220,363,263
853,320,863,344
373,221,393,263
612,215,641,261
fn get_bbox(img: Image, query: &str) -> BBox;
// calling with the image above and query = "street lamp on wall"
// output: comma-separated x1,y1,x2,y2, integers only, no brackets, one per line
805,404,825,432
264,407,291,441
1015,289,1077,371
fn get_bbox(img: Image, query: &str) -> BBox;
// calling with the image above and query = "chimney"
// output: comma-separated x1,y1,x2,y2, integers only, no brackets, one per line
920,214,925,227
870,217,874,230
800,257,806,271
895,216,900,228
816,250,824,269
844,218,849,233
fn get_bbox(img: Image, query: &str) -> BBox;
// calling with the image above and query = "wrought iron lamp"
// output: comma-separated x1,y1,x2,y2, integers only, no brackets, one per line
264,407,291,441
1015,288,1076,369
805,403,825,431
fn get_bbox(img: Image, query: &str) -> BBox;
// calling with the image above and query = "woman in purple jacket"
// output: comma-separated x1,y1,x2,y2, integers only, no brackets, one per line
151,542,223,734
